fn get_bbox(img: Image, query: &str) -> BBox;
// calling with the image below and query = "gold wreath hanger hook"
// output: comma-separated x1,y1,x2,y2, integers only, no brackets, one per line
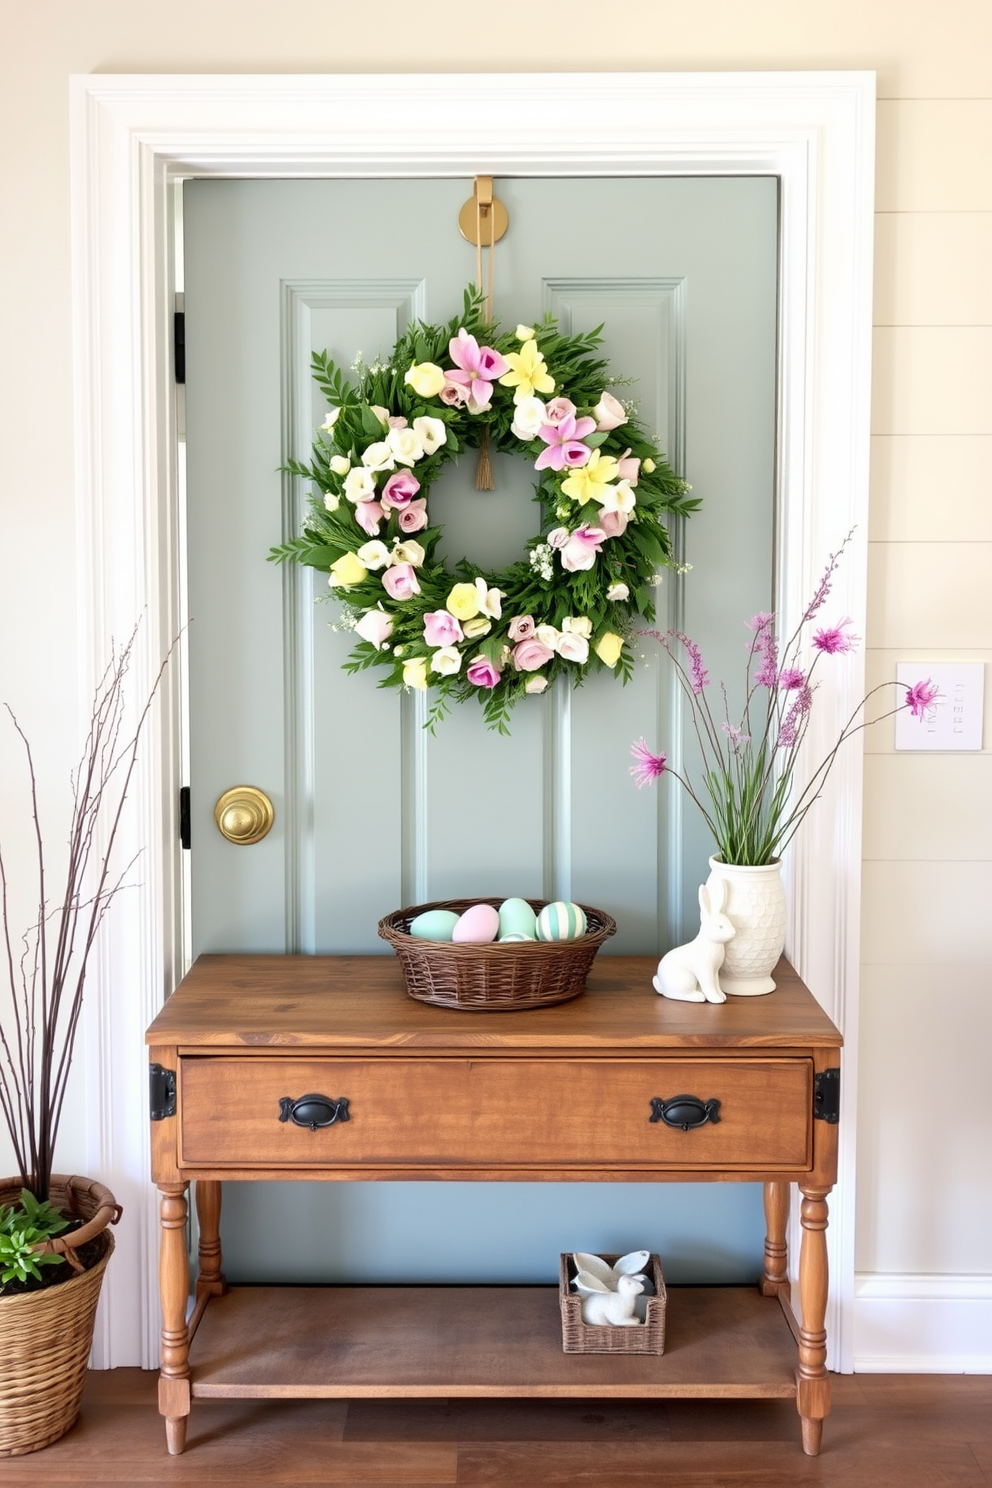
458,175,508,492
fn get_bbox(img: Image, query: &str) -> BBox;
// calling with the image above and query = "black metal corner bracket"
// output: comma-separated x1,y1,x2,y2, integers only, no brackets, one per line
814,1068,841,1124
149,1063,177,1121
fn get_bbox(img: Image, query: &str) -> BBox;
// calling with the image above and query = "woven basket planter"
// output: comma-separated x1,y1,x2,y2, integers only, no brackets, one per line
378,897,617,1011
0,1174,120,1456
560,1252,667,1354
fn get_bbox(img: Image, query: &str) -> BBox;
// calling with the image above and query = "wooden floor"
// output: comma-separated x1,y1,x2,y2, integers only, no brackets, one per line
2,1369,989,1485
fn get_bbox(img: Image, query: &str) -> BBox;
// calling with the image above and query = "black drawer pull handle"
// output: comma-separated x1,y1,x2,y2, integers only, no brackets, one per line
278,1093,350,1130
650,1095,721,1131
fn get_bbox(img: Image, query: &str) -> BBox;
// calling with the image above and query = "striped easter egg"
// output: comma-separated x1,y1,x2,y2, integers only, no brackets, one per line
535,900,587,941
498,931,535,943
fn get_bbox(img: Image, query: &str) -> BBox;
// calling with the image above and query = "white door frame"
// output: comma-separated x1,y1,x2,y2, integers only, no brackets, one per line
69,71,875,1370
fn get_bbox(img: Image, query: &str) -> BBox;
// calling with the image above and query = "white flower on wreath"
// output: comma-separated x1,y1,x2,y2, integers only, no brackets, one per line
525,674,549,694
536,623,562,651
562,615,593,640
474,577,503,620
557,631,590,664
430,646,462,676
361,441,395,473
356,540,391,571
392,539,426,568
510,396,547,442
606,581,630,602
412,416,447,455
462,616,492,640
323,491,340,513
321,407,341,432
343,467,377,503
599,478,637,516
329,455,351,476
386,426,425,467
354,607,394,648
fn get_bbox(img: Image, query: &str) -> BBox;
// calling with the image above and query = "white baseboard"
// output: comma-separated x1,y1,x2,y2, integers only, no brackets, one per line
854,1272,992,1373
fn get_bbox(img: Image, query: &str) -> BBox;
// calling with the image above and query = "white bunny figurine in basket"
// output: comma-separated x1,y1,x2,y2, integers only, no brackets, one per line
652,878,736,1004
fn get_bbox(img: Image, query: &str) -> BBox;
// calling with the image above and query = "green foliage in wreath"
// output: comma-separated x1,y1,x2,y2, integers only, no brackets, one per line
270,287,698,731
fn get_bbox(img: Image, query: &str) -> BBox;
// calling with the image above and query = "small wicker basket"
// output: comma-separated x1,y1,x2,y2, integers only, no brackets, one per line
560,1252,667,1354
378,897,616,1011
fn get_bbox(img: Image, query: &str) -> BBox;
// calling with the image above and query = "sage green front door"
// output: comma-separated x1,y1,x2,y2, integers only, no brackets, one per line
183,175,777,1285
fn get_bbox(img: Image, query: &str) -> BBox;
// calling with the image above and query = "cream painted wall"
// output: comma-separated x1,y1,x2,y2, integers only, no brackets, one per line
1,0,990,1327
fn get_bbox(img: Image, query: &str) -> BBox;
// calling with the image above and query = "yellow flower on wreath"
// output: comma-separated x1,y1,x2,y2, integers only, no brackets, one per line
499,338,555,403
329,552,369,587
561,450,621,505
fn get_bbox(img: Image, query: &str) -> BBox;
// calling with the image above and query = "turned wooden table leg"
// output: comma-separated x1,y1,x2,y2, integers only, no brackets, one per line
796,1183,832,1456
158,1184,191,1455
195,1180,227,1298
761,1179,790,1298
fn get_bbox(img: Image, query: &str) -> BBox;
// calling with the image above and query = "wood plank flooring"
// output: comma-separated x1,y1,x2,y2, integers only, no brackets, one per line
2,1369,989,1485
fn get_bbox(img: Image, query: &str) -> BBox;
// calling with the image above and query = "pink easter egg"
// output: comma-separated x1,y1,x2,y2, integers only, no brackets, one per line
451,902,500,944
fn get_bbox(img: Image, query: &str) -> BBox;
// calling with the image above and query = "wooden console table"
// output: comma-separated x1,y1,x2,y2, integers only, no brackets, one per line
146,953,841,1456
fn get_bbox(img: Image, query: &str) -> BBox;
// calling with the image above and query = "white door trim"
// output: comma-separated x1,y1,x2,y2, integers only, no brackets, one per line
69,70,875,1370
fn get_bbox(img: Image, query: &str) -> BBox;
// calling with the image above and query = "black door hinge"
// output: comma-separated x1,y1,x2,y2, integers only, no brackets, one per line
814,1068,841,1124
174,311,186,384
179,786,191,849
149,1063,177,1121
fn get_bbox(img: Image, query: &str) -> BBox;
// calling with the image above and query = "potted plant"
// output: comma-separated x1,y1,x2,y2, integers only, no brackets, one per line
630,535,938,995
0,630,168,1455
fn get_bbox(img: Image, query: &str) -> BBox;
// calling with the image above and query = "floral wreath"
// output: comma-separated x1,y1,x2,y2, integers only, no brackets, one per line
271,288,698,731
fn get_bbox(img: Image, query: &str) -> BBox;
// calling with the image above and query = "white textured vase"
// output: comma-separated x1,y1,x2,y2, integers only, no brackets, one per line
706,856,786,996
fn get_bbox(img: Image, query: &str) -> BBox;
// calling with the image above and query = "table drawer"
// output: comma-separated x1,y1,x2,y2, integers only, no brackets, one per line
177,1056,813,1171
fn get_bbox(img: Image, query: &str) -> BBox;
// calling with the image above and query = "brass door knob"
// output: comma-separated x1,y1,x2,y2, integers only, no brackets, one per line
214,786,274,845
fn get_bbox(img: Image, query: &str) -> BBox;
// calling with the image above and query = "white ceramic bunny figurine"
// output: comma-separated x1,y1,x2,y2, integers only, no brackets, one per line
580,1273,645,1327
653,878,736,1004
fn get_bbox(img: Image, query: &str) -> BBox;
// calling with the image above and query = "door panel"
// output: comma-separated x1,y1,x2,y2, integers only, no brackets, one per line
183,175,777,1284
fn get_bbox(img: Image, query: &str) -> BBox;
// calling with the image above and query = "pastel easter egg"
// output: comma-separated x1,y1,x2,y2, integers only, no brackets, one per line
498,896,538,940
536,900,587,942
451,902,500,944
498,931,536,943
408,909,459,941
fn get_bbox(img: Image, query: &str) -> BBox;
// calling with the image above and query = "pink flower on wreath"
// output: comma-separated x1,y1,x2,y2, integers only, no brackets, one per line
466,655,502,689
534,411,597,472
543,397,578,426
381,470,421,510
354,500,385,537
812,618,859,655
444,329,509,413
560,525,608,572
397,498,428,533
508,615,536,642
616,449,641,484
598,508,628,539
439,379,470,407
423,610,464,648
381,563,420,601
905,677,940,719
547,527,570,550
512,638,555,672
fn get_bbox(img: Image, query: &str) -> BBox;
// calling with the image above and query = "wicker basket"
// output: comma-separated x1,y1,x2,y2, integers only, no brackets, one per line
0,1174,121,1456
378,897,617,1011
560,1252,667,1354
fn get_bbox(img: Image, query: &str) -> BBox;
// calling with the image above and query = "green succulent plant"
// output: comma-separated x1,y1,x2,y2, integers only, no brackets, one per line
0,1188,69,1288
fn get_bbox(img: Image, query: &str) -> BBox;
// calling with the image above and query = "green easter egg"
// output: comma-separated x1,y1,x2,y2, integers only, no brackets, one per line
409,909,460,941
498,896,538,940
535,900,587,941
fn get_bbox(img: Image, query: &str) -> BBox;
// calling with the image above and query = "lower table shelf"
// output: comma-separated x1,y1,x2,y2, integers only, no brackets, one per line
187,1284,801,1401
